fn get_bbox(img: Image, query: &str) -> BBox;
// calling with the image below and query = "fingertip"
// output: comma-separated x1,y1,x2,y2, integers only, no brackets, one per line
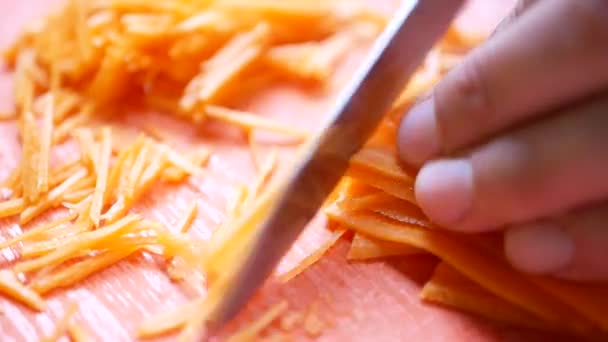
415,158,474,228
504,222,574,275
397,98,442,166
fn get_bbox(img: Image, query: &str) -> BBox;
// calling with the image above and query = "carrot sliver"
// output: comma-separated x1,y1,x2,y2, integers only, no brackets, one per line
0,212,77,250
0,198,26,218
205,105,309,139
175,201,198,233
31,247,138,294
0,270,46,311
14,214,140,273
227,301,289,342
347,232,423,261
421,262,552,332
89,127,112,226
325,207,597,334
37,93,55,195
279,228,345,283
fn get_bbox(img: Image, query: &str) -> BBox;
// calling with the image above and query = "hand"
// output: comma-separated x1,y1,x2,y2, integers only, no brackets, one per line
397,0,608,281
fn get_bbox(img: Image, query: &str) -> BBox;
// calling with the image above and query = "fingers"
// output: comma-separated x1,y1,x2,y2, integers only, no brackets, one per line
505,202,608,281
398,0,608,165
492,0,539,35
414,93,608,232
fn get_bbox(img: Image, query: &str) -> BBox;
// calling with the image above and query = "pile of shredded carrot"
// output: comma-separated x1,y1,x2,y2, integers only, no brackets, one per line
0,0,385,340
2,0,606,341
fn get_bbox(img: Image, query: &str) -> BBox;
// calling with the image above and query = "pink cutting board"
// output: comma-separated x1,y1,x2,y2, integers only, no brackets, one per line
0,0,569,340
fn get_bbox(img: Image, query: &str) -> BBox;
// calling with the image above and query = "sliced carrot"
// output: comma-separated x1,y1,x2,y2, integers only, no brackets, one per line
175,201,198,233
0,269,46,311
279,228,345,282
0,212,77,250
421,262,552,332
89,127,112,226
37,93,55,196
205,105,310,139
14,214,140,273
31,247,139,294
347,232,423,261
325,207,598,335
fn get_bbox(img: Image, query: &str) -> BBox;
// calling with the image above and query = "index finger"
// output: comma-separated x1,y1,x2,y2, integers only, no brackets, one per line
398,0,608,166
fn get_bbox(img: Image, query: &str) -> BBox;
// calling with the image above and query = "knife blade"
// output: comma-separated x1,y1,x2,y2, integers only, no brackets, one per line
210,0,464,325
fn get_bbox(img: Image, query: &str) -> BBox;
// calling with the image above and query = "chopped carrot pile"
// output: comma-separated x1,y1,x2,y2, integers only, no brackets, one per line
1,0,605,341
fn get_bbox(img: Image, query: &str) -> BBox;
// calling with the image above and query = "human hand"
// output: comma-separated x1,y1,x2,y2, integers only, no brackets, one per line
397,0,608,281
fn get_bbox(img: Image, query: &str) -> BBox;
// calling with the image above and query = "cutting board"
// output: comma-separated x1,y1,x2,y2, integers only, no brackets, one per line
0,1,568,341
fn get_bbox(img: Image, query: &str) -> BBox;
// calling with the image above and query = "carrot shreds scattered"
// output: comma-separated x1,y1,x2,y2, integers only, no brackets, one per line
20,168,88,225
31,247,139,294
180,23,271,110
227,301,289,342
205,105,309,139
279,228,345,283
14,214,141,273
89,127,112,226
0,270,46,311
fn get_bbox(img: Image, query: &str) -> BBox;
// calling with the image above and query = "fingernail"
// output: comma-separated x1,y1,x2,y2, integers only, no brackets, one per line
415,158,473,226
397,98,441,166
505,223,574,275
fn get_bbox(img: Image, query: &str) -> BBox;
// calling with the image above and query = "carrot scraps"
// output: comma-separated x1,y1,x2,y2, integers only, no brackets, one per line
347,232,423,261
68,321,93,342
227,301,289,342
89,127,112,226
421,262,551,332
0,270,46,311
175,201,199,233
204,105,310,139
279,228,345,283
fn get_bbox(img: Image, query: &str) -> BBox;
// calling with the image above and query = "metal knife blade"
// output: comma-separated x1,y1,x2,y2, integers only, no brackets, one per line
210,0,464,325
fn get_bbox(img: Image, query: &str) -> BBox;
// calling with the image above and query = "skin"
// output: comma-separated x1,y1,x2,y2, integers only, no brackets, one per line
397,0,608,282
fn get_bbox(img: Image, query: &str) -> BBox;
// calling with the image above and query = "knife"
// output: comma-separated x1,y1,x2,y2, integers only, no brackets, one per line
210,0,464,325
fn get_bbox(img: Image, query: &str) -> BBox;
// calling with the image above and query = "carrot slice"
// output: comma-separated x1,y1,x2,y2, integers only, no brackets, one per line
205,105,309,139
325,207,598,335
279,228,345,282
347,232,423,261
0,269,46,311
421,262,552,332
89,127,112,226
